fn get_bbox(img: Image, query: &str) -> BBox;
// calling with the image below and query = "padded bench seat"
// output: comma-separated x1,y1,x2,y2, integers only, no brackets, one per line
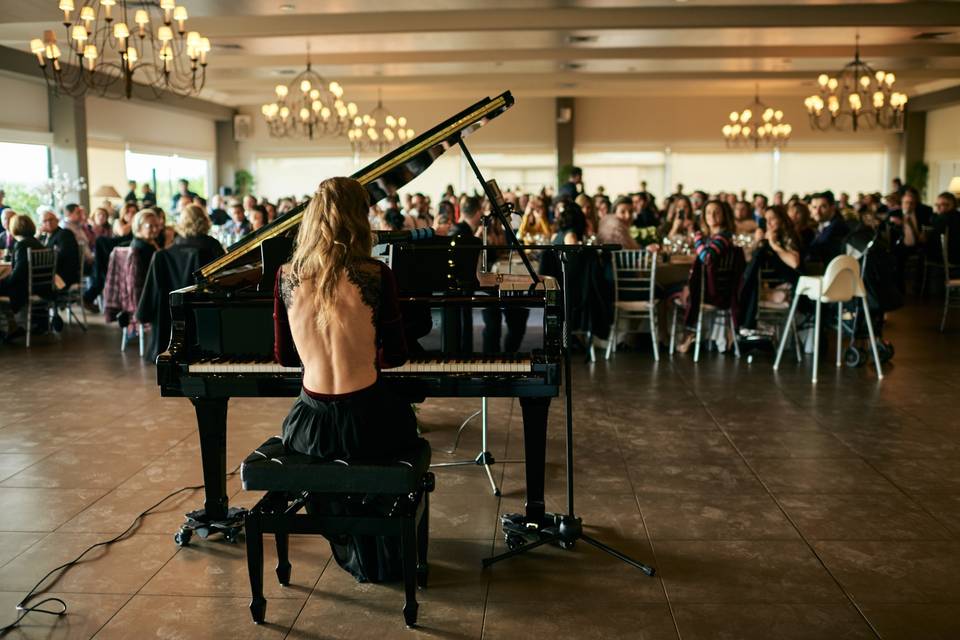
241,436,432,494
241,436,433,628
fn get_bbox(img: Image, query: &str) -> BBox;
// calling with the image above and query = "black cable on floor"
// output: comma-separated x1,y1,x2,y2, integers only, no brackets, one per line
0,465,242,636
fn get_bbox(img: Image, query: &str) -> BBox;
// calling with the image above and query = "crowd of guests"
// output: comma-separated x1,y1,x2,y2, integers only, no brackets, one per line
2,169,958,351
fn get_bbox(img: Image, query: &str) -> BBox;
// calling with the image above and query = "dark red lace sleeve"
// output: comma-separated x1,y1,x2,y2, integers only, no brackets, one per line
377,261,408,369
273,268,300,366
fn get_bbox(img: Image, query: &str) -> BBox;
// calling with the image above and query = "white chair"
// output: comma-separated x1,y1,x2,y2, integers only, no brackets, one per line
606,249,659,361
773,254,883,383
940,229,960,332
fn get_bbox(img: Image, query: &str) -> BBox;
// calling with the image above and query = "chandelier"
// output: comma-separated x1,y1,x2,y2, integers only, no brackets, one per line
804,35,908,132
29,0,210,99
347,92,415,154
722,86,792,148
260,49,357,140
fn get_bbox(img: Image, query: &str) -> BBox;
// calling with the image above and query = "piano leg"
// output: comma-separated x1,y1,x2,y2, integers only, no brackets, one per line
518,396,550,523
193,397,229,520
173,398,245,546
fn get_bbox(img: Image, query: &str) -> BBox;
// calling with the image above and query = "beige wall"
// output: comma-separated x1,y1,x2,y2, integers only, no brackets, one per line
236,95,555,164
86,96,217,154
925,103,960,197
0,72,48,134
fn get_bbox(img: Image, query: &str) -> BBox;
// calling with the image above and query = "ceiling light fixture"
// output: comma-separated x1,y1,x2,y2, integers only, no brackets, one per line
804,34,908,132
347,90,414,154
29,0,209,99
260,44,357,140
722,85,792,148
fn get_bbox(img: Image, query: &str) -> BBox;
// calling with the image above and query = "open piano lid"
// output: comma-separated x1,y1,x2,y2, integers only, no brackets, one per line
196,91,515,283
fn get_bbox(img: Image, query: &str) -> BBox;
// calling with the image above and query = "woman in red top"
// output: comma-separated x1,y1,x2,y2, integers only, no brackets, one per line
274,176,416,462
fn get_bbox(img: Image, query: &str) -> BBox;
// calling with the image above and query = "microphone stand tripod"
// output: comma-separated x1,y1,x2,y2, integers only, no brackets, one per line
481,246,656,576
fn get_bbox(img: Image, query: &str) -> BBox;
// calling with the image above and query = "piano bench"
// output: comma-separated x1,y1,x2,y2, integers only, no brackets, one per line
240,436,434,629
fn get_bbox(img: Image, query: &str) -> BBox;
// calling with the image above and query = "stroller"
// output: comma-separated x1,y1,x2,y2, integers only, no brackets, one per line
837,225,901,367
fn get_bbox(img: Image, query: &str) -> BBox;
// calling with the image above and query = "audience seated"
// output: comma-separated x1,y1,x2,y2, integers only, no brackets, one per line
174,204,225,265
597,197,639,249
930,191,960,265
0,214,44,336
675,200,741,352
807,191,849,269
38,208,81,289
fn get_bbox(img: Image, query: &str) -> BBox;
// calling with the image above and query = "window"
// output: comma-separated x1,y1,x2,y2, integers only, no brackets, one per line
0,141,49,215
672,150,775,197
255,155,361,202
778,150,886,197
125,151,210,209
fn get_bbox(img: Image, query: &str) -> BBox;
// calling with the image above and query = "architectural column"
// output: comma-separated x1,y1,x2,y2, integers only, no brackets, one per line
903,110,927,192
48,89,89,210
556,97,574,185
215,119,239,196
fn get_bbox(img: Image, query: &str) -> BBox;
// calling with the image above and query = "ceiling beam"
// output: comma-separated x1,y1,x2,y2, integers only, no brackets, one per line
0,44,235,120
185,4,960,38
909,83,960,110
205,68,960,93
205,43,960,70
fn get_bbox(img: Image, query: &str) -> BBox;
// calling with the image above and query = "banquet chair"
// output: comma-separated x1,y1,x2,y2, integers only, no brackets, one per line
605,249,659,361
773,254,883,383
920,224,941,296
103,246,147,356
55,247,87,332
940,230,960,332
25,248,56,348
754,267,802,363
670,249,743,362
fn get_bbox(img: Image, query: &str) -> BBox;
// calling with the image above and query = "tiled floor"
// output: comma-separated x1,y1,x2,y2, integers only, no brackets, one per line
1,300,960,639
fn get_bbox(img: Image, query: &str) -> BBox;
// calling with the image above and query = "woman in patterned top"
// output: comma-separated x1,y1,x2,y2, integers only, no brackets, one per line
675,199,739,353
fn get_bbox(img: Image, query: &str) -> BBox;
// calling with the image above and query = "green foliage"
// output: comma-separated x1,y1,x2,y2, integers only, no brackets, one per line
906,161,929,200
1,184,45,219
234,170,255,197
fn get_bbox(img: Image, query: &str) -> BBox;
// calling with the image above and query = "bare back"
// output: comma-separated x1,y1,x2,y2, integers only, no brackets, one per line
279,260,381,394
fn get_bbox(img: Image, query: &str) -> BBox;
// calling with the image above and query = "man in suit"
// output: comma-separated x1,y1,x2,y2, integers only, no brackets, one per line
452,196,482,237
124,180,138,204
38,208,81,288
931,191,960,266
0,208,16,255
807,191,849,268
558,166,583,201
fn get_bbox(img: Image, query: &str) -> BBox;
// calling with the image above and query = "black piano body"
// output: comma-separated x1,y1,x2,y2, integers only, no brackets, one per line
156,91,563,542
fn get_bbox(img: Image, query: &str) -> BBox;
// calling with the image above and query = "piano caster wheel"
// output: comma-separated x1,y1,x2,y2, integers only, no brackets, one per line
505,533,526,551
223,529,240,544
195,526,210,539
174,530,192,547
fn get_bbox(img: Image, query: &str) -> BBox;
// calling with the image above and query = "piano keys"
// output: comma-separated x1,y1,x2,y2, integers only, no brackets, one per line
156,91,562,544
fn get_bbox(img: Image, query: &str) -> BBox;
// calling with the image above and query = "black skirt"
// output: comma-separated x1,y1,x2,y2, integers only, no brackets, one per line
281,381,418,462
280,381,419,583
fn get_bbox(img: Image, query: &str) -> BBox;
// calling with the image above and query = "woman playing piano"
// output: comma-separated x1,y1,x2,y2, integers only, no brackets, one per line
273,176,418,582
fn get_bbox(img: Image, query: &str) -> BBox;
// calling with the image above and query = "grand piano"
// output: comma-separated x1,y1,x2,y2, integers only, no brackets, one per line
156,91,563,544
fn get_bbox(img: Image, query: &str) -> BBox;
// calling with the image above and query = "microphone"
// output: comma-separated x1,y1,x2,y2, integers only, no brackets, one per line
374,228,436,243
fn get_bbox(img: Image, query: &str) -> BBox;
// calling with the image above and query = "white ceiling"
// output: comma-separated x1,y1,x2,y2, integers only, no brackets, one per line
1,0,958,107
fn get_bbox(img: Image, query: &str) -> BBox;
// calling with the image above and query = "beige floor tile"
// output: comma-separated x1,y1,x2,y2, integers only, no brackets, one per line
0,591,130,640
0,488,107,532
0,533,176,594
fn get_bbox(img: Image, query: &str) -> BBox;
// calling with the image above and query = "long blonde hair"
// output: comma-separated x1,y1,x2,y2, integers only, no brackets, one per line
290,177,373,326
